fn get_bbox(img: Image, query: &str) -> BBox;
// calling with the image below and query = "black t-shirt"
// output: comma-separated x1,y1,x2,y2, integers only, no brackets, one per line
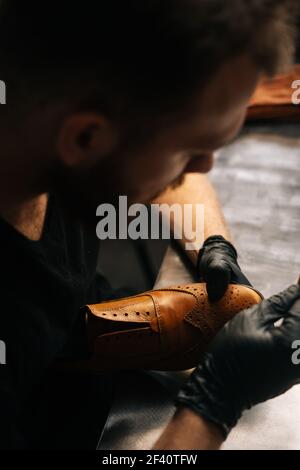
0,195,113,449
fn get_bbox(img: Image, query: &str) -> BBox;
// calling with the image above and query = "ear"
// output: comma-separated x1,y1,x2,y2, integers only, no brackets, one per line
57,112,118,168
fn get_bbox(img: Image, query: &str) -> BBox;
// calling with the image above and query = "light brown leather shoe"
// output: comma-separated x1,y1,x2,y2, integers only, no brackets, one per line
83,283,263,371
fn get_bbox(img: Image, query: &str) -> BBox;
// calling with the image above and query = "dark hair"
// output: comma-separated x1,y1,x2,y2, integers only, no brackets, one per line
0,0,298,117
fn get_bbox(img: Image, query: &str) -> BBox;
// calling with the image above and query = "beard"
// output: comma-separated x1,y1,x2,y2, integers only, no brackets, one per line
146,173,186,203
50,157,187,228
49,163,116,228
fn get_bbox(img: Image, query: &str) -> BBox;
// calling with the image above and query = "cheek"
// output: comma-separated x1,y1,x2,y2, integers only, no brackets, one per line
208,111,246,150
133,150,188,182
151,154,190,188
200,105,248,150
229,110,247,138
139,160,185,192
185,153,214,174
126,153,189,201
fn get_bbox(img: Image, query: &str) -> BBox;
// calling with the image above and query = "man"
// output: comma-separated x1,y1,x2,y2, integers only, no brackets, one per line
0,0,299,449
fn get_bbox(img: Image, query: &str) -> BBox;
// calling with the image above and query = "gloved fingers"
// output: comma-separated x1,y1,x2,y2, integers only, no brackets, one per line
206,259,231,302
258,285,300,327
229,263,252,287
278,298,300,338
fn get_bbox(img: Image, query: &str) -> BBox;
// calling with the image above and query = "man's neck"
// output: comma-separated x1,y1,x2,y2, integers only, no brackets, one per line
0,113,56,239
0,193,49,241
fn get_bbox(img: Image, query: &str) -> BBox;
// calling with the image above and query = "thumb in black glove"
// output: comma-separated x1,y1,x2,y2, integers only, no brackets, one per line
175,283,300,438
197,235,252,302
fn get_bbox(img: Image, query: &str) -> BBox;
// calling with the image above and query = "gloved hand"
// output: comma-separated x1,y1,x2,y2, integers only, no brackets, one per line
176,284,300,438
197,235,252,301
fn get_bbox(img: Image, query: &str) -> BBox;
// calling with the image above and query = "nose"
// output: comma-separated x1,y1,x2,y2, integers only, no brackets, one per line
184,152,214,174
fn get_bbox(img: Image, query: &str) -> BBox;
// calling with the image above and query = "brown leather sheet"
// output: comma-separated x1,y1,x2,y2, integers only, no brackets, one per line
247,65,300,121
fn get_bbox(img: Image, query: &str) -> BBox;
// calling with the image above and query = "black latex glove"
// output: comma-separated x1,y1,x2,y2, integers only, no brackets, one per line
197,235,252,302
176,284,300,438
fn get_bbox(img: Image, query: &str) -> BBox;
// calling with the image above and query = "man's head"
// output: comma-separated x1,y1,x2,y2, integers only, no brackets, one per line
0,0,297,218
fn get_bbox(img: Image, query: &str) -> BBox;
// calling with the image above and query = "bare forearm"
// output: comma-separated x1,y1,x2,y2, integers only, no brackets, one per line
153,173,231,264
153,407,224,450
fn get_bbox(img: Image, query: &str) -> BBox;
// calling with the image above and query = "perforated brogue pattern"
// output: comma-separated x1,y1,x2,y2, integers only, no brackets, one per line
183,283,261,333
88,296,155,324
